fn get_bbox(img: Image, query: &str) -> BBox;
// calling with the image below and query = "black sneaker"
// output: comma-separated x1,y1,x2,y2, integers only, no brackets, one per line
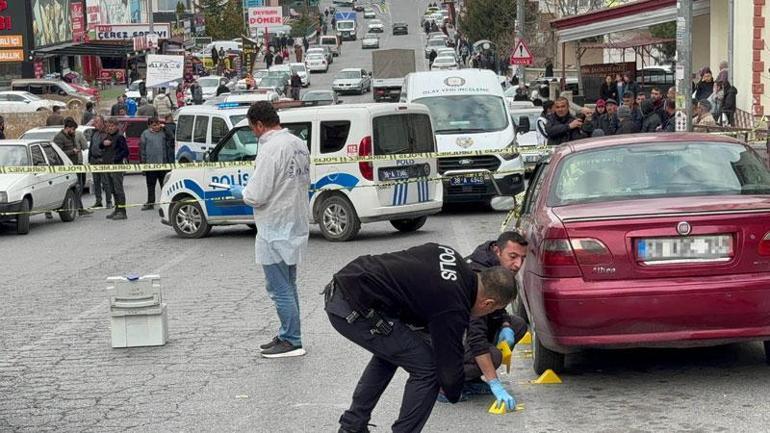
260,340,306,358
338,426,372,433
259,336,281,352
111,212,127,220
141,204,154,211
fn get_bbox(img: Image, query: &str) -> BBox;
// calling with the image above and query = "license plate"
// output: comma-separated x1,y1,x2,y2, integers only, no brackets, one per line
448,174,486,186
636,235,733,263
379,164,429,181
523,154,541,163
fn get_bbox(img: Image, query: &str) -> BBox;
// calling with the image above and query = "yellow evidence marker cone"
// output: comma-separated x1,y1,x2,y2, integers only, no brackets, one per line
519,331,532,345
530,369,562,384
488,401,525,414
496,341,512,373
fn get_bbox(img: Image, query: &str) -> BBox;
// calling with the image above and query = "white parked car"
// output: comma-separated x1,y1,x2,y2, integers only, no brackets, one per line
0,140,81,234
305,53,329,73
431,55,458,70
187,75,230,102
19,125,95,192
435,47,458,62
125,79,154,102
332,68,372,95
367,19,384,33
0,91,66,112
361,33,380,49
289,63,311,87
307,46,333,64
363,7,376,18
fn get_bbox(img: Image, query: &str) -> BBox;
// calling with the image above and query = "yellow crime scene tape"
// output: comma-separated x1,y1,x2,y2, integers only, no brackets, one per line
0,146,550,175
0,168,528,217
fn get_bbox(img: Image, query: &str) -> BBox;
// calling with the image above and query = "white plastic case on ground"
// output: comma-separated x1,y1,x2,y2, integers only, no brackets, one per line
106,274,168,348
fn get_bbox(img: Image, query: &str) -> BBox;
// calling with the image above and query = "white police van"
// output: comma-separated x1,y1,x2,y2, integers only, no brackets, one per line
401,69,525,203
173,104,250,163
159,103,443,241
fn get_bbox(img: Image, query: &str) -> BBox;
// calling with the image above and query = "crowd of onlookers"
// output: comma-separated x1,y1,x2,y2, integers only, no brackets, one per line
530,60,737,146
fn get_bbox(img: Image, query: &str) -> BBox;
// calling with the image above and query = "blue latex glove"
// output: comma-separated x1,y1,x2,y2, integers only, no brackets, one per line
497,327,516,348
229,185,244,199
488,379,516,411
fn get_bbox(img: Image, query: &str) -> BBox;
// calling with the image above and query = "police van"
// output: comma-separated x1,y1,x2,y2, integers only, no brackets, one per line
159,103,443,241
401,69,525,203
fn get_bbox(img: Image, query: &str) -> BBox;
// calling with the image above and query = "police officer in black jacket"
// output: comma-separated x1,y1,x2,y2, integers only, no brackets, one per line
444,232,529,402
325,243,517,433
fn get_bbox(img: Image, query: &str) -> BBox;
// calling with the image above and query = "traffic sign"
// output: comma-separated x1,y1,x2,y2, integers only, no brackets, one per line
510,39,533,65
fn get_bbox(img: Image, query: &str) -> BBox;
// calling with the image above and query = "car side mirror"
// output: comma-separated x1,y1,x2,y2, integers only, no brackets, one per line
203,150,211,162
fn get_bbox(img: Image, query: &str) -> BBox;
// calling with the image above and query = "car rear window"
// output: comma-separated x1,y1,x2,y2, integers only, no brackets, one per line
373,113,435,155
549,142,770,206
177,115,193,141
320,121,351,154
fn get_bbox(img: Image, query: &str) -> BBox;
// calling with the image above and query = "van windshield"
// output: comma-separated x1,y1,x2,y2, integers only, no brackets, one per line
413,95,509,134
337,21,355,30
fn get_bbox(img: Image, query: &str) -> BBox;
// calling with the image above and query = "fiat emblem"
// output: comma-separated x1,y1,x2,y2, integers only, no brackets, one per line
676,221,691,236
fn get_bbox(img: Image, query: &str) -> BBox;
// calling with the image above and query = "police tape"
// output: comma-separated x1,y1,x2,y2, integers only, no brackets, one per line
0,169,528,217
499,192,526,233
0,147,551,175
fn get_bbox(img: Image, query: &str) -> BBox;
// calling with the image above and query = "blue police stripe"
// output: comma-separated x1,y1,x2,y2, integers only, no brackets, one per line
392,184,399,206
401,183,408,205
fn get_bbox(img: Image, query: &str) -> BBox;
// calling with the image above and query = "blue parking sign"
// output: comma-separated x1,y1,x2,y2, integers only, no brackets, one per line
244,0,264,8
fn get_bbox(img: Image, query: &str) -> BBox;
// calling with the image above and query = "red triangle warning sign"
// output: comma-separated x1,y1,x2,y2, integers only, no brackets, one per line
510,40,533,65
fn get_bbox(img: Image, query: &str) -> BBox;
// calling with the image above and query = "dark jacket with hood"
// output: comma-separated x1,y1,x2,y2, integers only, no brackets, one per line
464,242,524,358
53,130,79,164
598,113,619,135
98,130,129,164
640,100,662,132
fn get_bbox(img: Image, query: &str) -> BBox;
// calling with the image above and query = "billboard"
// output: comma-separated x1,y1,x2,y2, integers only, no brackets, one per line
145,54,184,88
247,7,282,30
85,0,134,27
0,0,31,62
31,0,72,48
94,23,171,40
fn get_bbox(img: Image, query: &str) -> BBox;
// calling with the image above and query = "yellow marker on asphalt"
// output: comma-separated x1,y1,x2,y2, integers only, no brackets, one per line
530,369,562,385
488,401,525,414
519,331,532,345
496,341,512,373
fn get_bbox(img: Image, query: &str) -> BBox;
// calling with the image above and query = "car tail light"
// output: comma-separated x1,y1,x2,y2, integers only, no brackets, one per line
358,136,373,181
571,238,613,265
758,232,770,256
540,237,581,278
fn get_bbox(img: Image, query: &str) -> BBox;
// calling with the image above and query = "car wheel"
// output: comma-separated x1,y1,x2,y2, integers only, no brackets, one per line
390,216,427,232
532,325,565,375
36,107,49,112
171,199,212,239
318,195,361,242
16,198,30,235
67,100,82,110
58,188,78,222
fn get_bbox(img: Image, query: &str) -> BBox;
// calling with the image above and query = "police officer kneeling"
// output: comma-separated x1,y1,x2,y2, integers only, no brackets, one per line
324,243,517,433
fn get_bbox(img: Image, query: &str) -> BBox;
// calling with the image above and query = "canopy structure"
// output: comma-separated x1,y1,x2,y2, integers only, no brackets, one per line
32,41,134,58
550,0,710,44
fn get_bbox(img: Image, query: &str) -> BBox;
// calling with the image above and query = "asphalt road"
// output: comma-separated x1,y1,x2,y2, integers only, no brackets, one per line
3,1,770,432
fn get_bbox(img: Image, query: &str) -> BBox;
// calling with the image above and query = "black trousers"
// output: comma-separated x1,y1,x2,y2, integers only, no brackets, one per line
326,289,438,433
145,171,167,204
463,313,527,380
105,172,126,213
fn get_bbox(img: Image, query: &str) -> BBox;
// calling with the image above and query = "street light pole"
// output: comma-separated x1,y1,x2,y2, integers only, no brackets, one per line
516,0,525,82
148,0,156,54
675,0,692,132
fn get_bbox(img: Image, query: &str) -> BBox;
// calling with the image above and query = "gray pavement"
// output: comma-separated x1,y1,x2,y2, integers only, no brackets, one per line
3,0,770,431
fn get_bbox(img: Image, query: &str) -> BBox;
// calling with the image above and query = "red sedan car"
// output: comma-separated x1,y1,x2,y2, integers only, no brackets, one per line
515,133,770,374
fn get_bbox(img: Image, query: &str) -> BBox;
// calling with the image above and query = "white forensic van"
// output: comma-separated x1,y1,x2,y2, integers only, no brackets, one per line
159,103,443,241
401,69,525,203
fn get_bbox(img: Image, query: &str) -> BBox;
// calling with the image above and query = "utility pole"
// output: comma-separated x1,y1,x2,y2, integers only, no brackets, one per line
516,0,525,82
148,0,156,54
728,0,734,79
675,0,692,132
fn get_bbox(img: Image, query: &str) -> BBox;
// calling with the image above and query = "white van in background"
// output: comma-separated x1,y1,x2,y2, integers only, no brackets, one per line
401,69,525,203
160,103,443,241
173,104,249,162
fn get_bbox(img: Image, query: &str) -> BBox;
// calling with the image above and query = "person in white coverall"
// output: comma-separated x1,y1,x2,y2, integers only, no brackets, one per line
229,101,311,359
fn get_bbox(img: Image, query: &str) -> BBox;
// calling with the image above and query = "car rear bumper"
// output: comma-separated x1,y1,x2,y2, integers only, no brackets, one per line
531,273,770,353
359,201,442,223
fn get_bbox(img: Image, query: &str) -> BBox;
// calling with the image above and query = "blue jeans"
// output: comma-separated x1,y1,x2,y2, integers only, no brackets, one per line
262,262,301,346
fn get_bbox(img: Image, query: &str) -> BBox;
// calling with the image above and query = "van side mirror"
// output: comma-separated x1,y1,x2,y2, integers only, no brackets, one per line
203,150,211,162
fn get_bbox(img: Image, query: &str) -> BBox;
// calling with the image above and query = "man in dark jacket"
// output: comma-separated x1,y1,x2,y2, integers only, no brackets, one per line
599,99,620,135
436,232,528,404
326,244,517,433
622,91,643,130
545,97,591,145
46,106,64,126
88,115,112,208
640,99,661,132
99,117,129,220
616,106,641,134
53,117,92,216
139,117,172,210
110,95,127,116
719,80,737,126
659,99,677,132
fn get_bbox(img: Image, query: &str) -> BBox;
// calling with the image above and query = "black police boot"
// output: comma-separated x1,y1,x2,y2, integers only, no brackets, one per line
338,426,371,433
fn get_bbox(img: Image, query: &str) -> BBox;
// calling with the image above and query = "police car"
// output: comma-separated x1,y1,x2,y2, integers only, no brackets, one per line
173,104,250,162
159,103,443,241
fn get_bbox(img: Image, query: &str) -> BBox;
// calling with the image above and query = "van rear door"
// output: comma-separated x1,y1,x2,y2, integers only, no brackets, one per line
371,110,437,207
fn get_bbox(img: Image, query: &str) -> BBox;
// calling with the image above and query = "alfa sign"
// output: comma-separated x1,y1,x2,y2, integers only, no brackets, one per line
145,54,184,88
96,24,171,41
248,7,282,29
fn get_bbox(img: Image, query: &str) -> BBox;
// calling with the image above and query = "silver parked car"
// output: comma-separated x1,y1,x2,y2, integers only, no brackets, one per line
332,68,372,95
